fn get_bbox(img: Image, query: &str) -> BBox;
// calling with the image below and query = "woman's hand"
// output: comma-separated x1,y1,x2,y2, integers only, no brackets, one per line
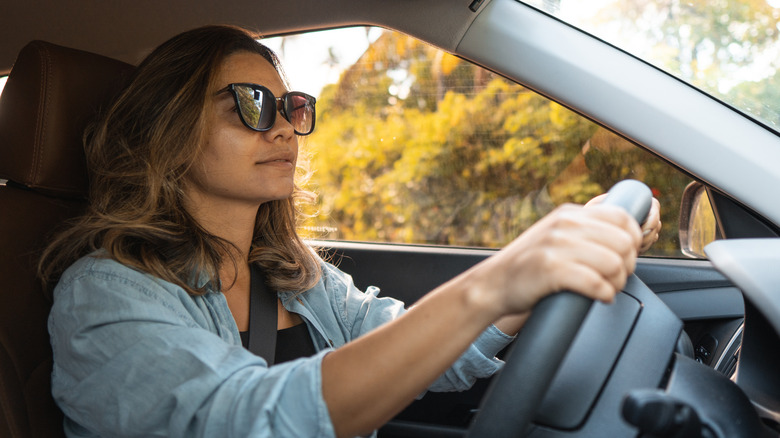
638,197,662,253
463,203,643,321
586,194,661,253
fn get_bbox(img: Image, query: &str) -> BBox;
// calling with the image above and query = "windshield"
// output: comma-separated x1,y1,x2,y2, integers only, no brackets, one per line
521,0,780,135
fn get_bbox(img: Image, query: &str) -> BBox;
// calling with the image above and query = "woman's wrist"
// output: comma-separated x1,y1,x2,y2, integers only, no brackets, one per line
451,268,508,327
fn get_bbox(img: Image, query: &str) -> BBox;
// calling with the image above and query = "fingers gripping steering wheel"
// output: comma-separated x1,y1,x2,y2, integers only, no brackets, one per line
467,180,653,438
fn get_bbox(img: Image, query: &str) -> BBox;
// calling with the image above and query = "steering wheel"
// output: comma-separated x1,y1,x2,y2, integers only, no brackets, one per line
467,180,652,438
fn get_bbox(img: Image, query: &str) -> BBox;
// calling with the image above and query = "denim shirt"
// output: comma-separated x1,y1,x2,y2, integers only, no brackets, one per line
49,254,514,438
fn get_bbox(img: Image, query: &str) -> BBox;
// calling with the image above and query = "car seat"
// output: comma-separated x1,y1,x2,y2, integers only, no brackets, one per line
0,41,133,438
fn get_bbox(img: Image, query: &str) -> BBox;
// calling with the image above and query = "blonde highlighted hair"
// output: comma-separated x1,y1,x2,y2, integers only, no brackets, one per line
39,25,321,294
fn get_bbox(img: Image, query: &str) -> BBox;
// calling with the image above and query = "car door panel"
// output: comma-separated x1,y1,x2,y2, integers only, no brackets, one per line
318,241,737,315
314,241,742,435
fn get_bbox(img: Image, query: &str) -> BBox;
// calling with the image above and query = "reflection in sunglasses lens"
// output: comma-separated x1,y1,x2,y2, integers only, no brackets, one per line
232,84,315,135
236,85,263,129
288,95,311,133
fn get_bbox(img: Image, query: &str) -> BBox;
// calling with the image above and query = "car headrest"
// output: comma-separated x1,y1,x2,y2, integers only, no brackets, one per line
0,41,134,198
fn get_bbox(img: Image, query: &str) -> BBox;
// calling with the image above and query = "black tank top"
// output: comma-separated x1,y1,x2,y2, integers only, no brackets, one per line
240,323,317,364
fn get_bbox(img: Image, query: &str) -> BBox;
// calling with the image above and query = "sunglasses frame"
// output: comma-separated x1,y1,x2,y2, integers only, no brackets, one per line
224,83,316,136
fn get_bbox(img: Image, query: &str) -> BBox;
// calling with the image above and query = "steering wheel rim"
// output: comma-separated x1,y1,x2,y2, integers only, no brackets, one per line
467,180,652,438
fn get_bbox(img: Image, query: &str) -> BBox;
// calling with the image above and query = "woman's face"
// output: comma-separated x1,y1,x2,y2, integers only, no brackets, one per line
186,51,298,211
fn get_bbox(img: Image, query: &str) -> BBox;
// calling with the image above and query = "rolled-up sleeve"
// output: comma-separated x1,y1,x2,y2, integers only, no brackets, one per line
49,257,336,438
427,323,514,392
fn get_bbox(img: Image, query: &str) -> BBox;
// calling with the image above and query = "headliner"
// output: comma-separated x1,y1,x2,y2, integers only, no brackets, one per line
0,0,484,73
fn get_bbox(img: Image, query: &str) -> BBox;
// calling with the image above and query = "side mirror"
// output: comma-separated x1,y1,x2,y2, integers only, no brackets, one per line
679,181,719,258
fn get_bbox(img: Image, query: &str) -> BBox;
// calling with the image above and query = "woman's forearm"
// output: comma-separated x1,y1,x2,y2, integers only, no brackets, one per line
321,273,500,438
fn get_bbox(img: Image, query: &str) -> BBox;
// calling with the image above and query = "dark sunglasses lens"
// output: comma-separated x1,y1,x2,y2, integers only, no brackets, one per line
286,93,315,135
233,85,274,130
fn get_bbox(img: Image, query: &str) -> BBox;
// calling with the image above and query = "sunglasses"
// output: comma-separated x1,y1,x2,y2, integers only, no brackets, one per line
223,83,316,136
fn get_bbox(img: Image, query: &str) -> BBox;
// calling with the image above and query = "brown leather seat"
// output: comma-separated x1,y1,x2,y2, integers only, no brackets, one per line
0,41,133,438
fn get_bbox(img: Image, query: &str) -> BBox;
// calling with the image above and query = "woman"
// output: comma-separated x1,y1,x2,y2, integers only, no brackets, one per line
41,25,661,438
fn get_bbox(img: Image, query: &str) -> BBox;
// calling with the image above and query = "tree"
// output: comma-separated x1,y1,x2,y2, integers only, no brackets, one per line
597,0,780,129
301,30,689,255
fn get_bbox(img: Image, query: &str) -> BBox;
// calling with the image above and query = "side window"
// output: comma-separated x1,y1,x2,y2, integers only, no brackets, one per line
266,28,693,258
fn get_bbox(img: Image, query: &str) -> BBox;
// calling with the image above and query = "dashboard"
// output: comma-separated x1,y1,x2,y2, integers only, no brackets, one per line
705,238,780,430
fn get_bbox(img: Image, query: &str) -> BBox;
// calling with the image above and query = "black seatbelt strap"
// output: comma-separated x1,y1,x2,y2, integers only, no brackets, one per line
248,264,278,365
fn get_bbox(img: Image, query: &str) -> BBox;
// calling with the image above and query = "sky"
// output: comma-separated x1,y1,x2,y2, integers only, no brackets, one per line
261,27,381,98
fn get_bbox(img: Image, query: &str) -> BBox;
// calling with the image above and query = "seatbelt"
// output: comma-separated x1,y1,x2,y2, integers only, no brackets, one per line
248,264,278,365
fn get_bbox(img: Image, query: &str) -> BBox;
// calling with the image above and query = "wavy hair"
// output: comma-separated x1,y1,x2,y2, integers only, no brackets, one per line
39,25,322,294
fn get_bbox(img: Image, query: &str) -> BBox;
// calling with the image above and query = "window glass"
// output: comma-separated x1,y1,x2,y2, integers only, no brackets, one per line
522,0,780,136
266,28,694,258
